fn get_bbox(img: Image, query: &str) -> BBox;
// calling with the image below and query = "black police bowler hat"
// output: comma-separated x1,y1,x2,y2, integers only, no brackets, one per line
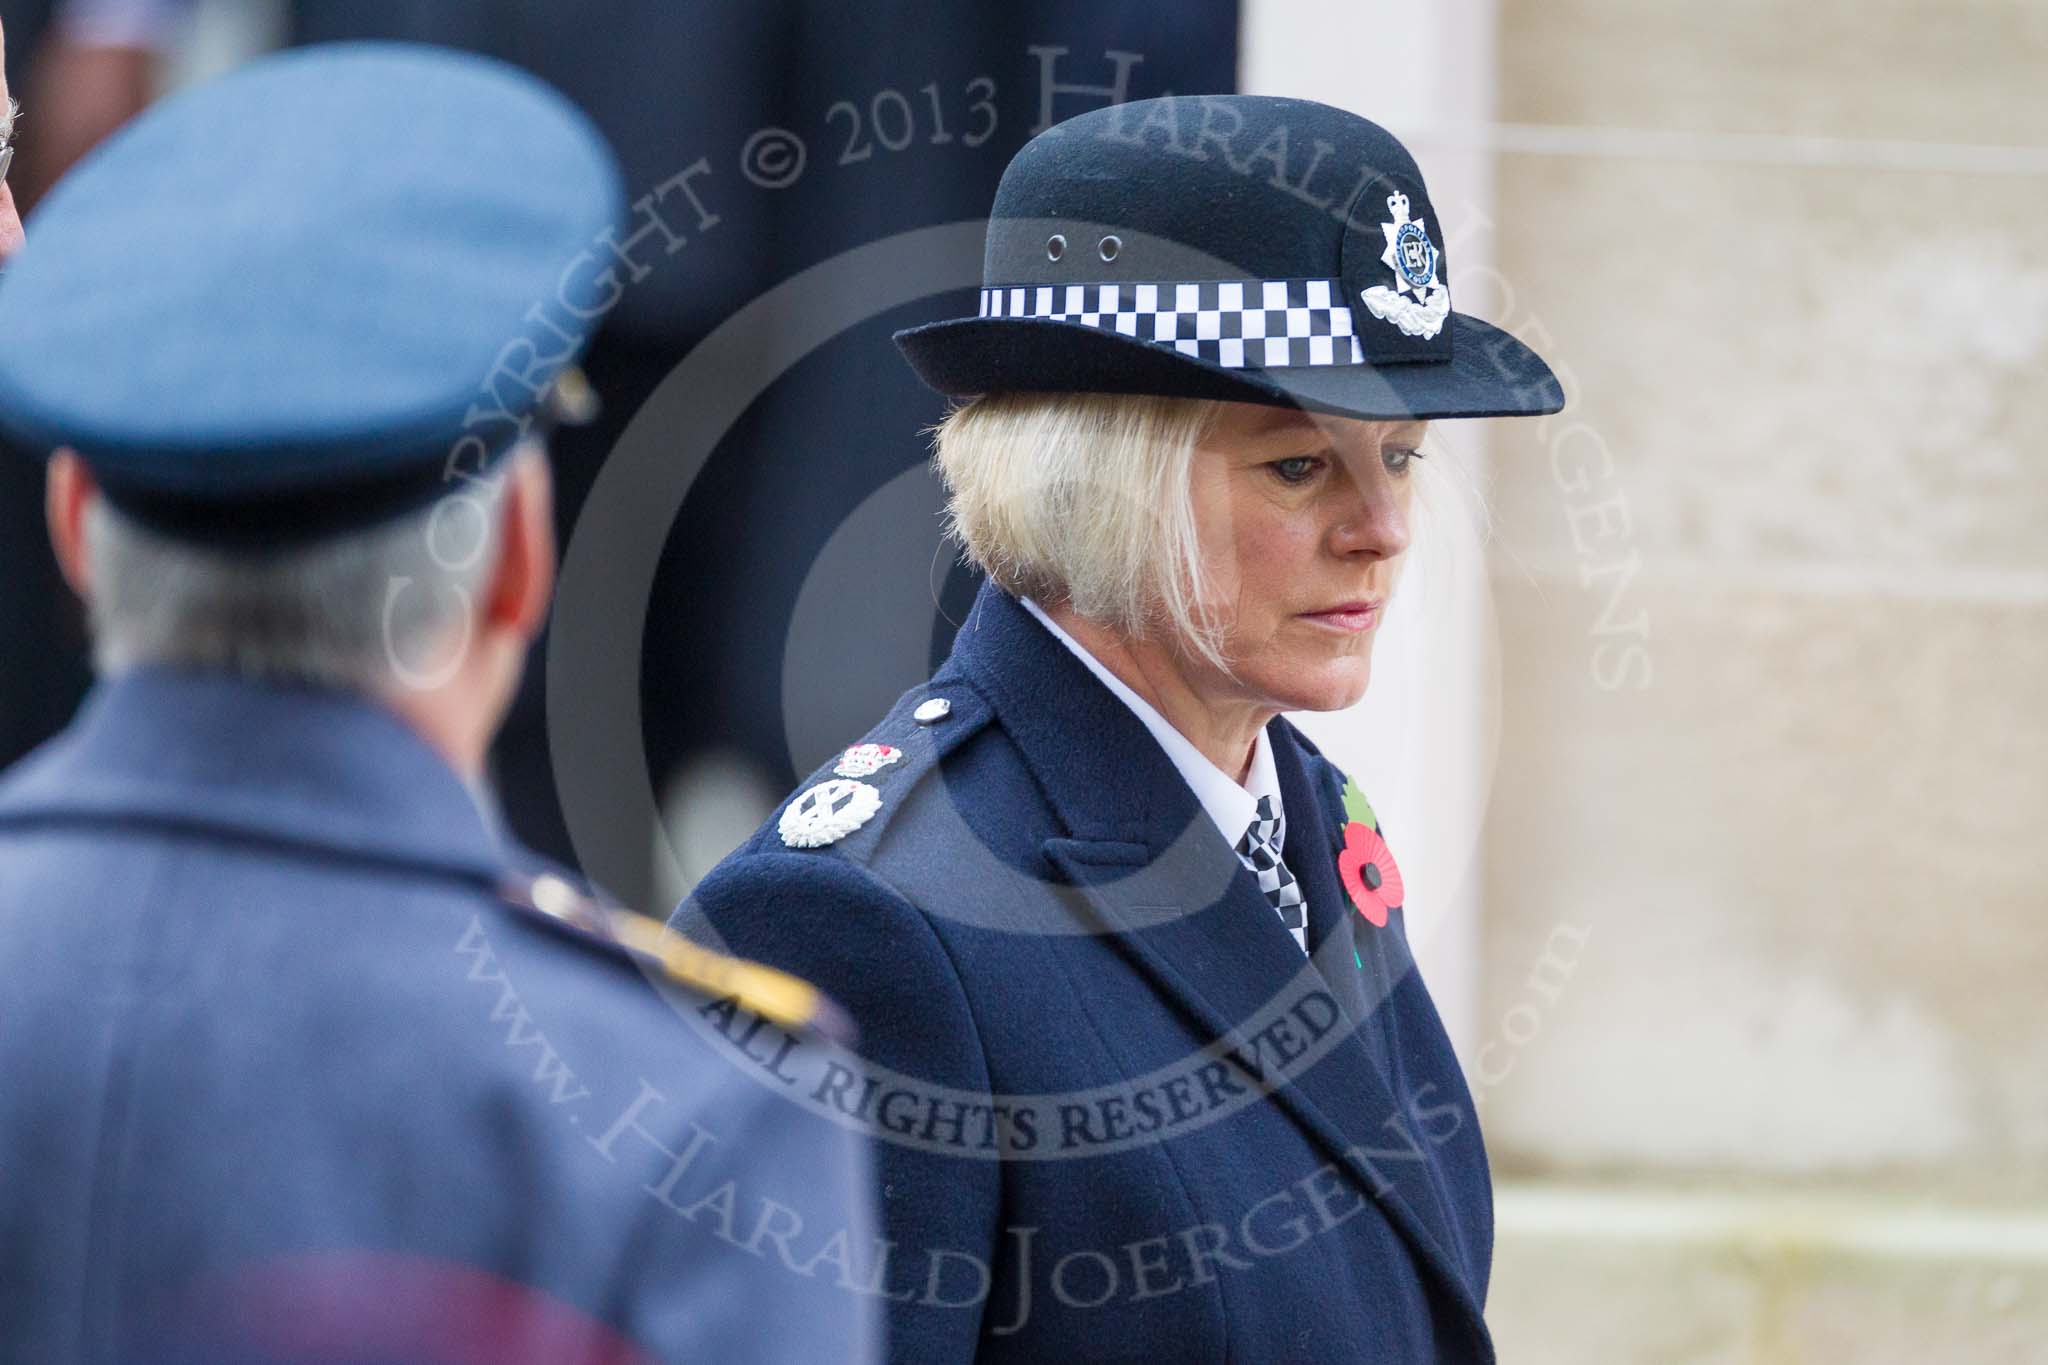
895,95,1563,421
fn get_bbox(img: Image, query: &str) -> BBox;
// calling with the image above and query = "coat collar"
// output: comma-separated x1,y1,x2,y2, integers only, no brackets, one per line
946,585,1487,1334
1018,594,1283,853
0,666,511,887
949,581,1202,851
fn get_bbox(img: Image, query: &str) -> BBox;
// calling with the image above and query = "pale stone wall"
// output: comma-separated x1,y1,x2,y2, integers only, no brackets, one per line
1483,0,2048,1201
1478,0,2048,1357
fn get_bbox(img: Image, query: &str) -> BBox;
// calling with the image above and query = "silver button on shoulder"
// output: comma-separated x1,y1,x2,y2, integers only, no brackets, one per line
913,697,952,724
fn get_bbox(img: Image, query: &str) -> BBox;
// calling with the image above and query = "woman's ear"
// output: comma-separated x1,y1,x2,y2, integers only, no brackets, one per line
45,449,95,600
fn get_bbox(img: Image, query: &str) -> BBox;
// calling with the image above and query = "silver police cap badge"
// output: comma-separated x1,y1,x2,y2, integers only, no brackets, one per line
779,778,883,848
1360,192,1449,339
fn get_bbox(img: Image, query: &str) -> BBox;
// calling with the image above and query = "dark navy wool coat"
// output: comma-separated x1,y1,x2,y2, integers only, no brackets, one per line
0,669,878,1365
681,586,1497,1363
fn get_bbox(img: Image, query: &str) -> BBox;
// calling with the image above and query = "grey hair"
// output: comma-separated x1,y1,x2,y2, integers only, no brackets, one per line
1,97,18,145
85,453,523,693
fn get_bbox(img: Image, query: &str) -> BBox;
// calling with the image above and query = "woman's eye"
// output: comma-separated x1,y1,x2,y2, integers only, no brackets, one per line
1269,455,1322,485
1383,446,1422,477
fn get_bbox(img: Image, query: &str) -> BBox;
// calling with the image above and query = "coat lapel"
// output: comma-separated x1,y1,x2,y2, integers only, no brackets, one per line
951,587,1485,1328
1281,739,1380,1045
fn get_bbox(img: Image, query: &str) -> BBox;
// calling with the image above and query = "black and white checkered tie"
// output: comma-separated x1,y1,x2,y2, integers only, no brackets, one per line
1235,796,1307,944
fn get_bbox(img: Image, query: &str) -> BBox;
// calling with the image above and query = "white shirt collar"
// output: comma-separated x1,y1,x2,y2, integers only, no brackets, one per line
1021,597,1282,849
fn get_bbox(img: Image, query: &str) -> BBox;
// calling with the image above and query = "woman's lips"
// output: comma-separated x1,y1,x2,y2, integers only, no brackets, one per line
1299,600,1383,633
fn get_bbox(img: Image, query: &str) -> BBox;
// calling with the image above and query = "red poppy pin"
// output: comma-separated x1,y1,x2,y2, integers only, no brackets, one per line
1336,777,1403,928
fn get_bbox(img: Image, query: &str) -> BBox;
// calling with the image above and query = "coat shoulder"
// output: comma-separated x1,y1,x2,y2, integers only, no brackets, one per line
491,855,854,1045
730,674,1009,877
674,671,1039,1027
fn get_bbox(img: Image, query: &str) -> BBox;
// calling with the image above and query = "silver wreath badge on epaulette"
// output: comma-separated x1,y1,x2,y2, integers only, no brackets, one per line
778,778,882,848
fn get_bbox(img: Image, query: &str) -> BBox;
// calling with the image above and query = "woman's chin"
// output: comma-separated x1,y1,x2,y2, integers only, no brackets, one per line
1245,655,1374,715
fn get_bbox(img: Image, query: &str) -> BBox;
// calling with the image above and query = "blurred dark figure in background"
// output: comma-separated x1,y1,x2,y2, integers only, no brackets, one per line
0,0,186,795
2,0,184,207
0,1,1239,909
0,45,876,1364
288,0,1241,906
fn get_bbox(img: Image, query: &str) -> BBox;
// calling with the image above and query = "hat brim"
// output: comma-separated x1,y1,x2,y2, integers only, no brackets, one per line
893,311,1563,421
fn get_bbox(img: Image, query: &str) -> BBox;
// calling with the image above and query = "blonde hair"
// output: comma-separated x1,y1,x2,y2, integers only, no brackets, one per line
930,391,1230,664
931,391,1459,674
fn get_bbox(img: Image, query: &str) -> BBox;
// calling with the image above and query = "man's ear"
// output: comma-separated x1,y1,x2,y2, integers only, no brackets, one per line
481,444,556,642
45,449,95,600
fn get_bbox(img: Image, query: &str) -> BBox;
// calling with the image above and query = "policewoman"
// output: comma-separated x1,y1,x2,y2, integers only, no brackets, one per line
0,46,877,1363
682,95,1562,1363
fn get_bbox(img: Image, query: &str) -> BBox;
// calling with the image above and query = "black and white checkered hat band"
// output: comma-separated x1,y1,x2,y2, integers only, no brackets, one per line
978,279,1367,370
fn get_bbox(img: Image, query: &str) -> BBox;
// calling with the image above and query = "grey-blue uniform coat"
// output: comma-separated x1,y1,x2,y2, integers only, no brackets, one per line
680,585,1497,1363
0,669,880,1364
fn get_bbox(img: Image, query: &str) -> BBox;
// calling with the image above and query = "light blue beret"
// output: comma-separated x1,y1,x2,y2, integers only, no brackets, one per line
0,42,623,543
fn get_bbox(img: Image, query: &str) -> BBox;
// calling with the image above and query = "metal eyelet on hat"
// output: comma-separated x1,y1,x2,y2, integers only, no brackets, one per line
1097,235,1121,262
1045,234,1066,262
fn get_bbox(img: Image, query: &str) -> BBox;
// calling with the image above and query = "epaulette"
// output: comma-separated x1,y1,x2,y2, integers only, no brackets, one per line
769,680,992,866
496,870,854,1046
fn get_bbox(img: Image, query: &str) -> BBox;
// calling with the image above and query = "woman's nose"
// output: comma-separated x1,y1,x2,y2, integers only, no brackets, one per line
1329,476,1412,561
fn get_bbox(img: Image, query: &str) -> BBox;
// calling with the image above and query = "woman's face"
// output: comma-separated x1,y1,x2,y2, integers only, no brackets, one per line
1184,401,1425,715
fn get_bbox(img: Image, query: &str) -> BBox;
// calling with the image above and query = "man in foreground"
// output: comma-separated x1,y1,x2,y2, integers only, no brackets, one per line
0,43,877,1363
